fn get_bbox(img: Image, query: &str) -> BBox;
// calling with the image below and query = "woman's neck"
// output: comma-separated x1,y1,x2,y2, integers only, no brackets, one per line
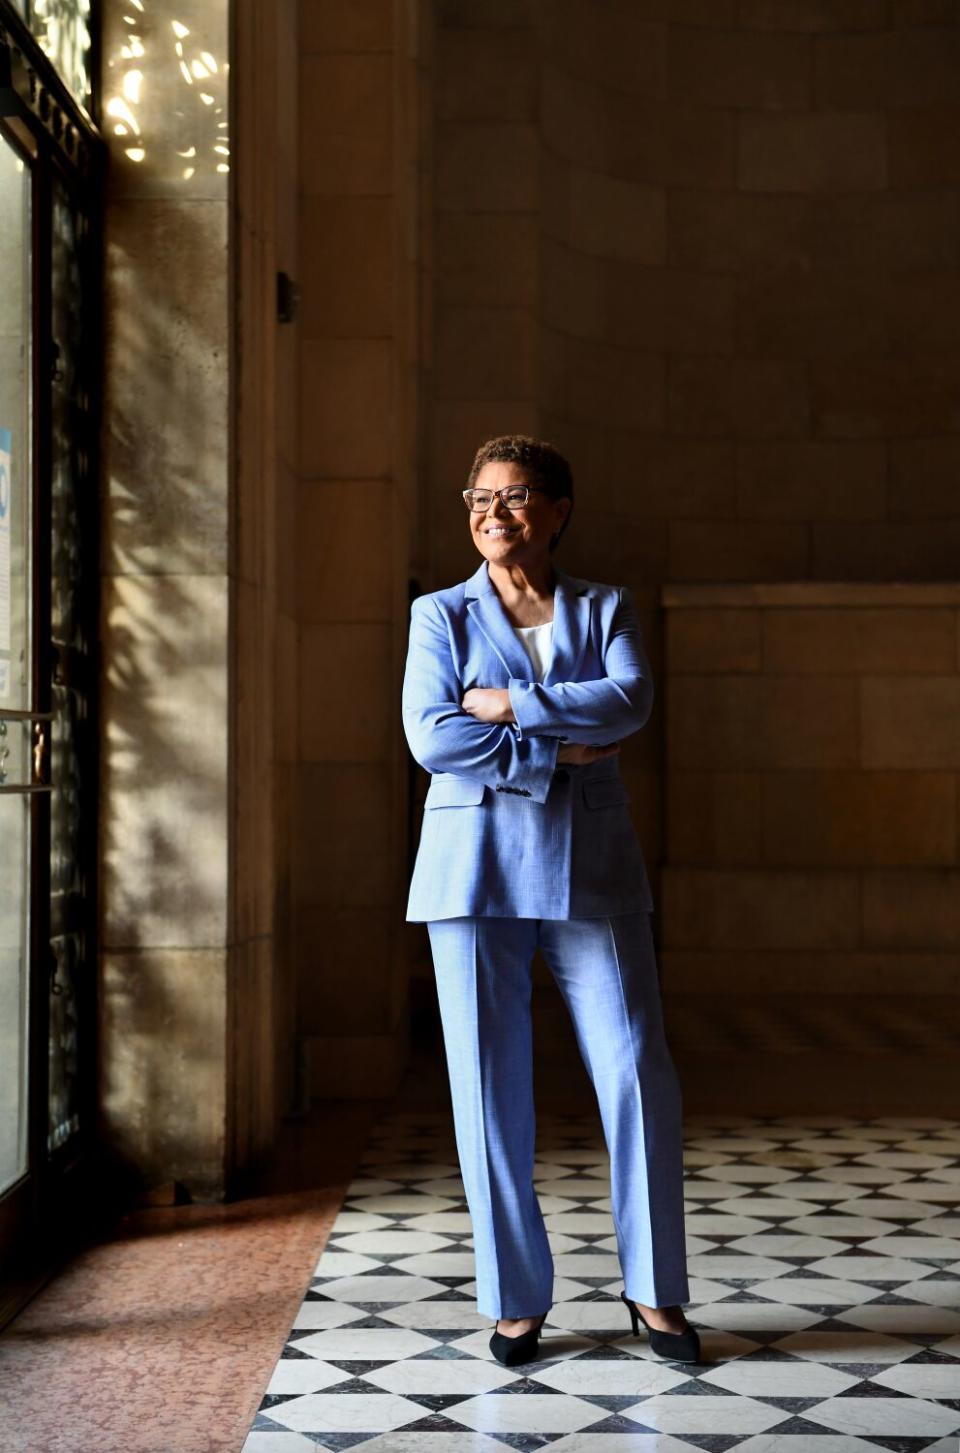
487,557,557,627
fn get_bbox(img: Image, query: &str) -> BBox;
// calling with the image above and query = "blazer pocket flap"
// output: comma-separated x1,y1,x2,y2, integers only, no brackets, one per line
582,776,630,809
424,776,487,809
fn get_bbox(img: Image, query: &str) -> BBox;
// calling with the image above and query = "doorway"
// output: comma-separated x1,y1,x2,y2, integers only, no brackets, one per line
0,4,103,1326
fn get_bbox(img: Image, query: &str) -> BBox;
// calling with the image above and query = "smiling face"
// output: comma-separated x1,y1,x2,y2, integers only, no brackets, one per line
467,460,571,567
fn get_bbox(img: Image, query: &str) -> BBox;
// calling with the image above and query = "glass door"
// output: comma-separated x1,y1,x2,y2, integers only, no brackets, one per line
0,0,102,1320
0,128,36,1216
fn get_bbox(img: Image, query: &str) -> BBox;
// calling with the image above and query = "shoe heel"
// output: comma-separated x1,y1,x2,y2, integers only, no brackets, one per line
619,1289,640,1337
620,1291,702,1364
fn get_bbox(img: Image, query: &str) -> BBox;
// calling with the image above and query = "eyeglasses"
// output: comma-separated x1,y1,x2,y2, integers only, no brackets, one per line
462,485,550,512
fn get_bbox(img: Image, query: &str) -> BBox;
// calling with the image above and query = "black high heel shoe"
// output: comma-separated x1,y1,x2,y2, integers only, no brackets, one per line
620,1290,701,1363
489,1311,548,1366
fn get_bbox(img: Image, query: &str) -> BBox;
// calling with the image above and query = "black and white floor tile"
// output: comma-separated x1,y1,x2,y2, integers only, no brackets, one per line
243,1113,960,1452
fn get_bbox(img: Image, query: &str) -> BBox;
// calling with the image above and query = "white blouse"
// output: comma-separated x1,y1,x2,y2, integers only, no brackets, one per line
512,621,554,684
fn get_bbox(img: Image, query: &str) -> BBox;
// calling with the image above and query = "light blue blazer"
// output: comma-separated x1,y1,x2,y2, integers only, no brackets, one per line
401,558,656,922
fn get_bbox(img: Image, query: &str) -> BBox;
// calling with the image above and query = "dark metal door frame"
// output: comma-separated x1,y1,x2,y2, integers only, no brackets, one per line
0,0,105,1327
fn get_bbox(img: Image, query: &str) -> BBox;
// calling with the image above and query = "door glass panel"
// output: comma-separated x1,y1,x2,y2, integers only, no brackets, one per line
26,1,93,113
0,148,30,714
48,177,91,1157
0,794,30,1191
0,132,33,1196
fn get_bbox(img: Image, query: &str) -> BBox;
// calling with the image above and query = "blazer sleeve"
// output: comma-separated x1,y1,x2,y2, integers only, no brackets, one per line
402,594,562,804
506,586,654,745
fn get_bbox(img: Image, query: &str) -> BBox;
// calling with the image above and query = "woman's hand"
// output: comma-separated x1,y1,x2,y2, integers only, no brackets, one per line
557,741,621,764
460,688,622,762
461,687,515,724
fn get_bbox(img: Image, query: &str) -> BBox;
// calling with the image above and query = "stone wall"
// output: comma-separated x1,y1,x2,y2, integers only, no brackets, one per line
98,0,232,1199
292,0,424,1099
541,0,960,583
427,0,960,585
661,582,960,996
98,0,301,1198
232,0,301,1178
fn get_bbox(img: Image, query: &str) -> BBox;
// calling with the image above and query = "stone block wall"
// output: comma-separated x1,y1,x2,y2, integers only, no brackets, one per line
661,583,960,998
97,0,311,1197
426,0,960,588
292,0,424,1098
98,0,232,1198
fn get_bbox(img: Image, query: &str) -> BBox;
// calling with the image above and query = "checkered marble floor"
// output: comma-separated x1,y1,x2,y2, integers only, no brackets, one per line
242,1113,960,1452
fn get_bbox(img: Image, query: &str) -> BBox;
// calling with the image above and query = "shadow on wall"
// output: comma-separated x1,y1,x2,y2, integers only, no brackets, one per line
97,0,235,1203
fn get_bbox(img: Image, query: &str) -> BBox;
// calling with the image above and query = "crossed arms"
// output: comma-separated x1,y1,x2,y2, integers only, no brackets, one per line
401,586,654,805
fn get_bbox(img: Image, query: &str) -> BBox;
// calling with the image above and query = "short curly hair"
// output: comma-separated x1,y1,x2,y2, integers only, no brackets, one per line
466,434,574,553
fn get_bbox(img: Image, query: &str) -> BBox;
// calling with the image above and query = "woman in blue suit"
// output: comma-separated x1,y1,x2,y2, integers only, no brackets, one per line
401,434,699,1368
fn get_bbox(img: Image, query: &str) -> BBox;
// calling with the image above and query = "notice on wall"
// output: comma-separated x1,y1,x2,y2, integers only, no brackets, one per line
0,427,10,698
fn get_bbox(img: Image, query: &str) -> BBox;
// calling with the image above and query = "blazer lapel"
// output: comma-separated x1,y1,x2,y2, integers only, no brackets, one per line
467,592,534,683
543,570,591,687
464,559,592,685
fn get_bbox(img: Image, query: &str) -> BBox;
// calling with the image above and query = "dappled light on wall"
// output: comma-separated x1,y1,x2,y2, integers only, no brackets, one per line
103,3,229,183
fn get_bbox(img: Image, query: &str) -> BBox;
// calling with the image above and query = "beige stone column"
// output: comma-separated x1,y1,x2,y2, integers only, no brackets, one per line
292,0,423,1099
230,0,300,1183
97,0,231,1200
97,0,298,1198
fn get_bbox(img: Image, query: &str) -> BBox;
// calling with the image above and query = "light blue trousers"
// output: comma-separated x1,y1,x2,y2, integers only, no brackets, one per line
426,912,691,1320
